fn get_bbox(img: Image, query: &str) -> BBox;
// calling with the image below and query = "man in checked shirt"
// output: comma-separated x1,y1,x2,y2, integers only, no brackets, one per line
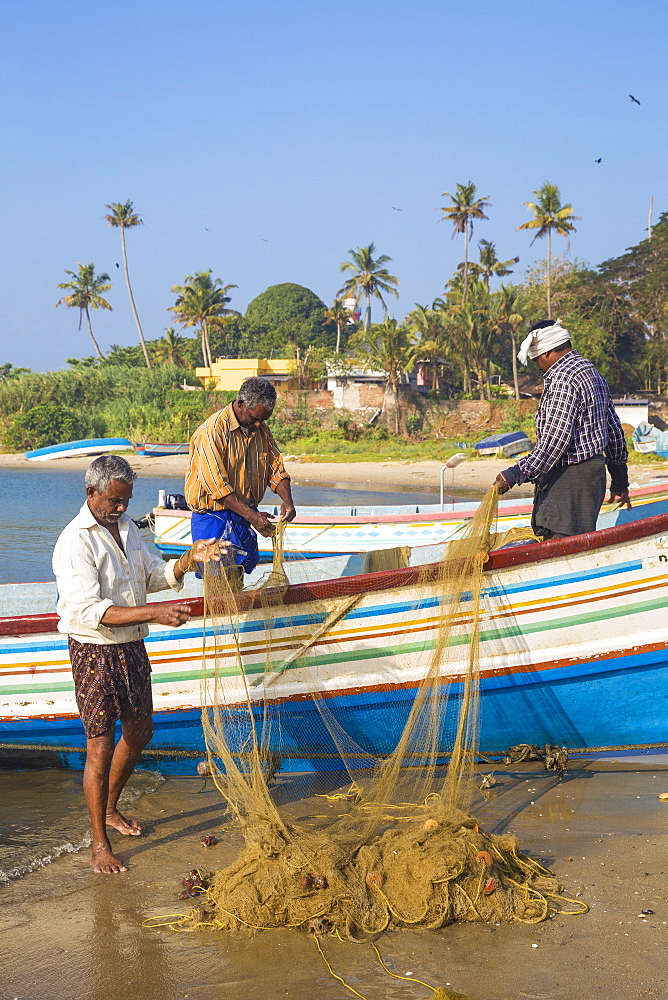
185,376,296,581
494,319,631,540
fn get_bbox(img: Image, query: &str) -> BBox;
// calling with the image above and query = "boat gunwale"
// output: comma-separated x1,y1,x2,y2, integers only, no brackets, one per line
3,509,668,638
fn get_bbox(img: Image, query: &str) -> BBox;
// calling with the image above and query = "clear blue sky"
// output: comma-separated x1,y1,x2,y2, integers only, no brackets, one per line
1,0,666,370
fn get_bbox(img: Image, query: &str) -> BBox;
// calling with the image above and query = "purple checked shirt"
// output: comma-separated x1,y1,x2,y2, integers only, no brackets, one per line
502,351,628,491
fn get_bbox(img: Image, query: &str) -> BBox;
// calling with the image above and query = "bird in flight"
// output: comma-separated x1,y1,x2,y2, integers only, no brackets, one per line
629,94,641,105
204,227,209,231
115,262,120,268
595,157,602,163
391,206,402,211
261,238,269,242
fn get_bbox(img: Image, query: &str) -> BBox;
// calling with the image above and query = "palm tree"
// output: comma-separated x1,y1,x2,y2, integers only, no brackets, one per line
406,304,448,393
56,263,112,360
105,201,151,368
154,328,188,367
491,285,524,400
439,182,490,302
517,183,579,319
322,298,350,354
338,243,399,332
169,271,238,368
350,318,414,433
472,240,519,290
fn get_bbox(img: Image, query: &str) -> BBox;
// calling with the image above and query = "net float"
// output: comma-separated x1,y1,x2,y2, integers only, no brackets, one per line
483,877,498,895
365,871,383,889
313,875,328,890
476,850,493,868
300,874,315,890
197,760,212,777
200,834,218,847
423,818,439,831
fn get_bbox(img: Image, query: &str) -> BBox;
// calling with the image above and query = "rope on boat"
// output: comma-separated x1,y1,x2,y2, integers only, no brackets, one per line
1,740,667,760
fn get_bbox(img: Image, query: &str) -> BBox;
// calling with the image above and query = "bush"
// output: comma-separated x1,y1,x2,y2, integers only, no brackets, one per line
3,403,92,451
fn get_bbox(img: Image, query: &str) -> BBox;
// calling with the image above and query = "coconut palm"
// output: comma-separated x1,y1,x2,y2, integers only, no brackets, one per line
55,263,112,360
322,298,350,354
439,182,490,302
471,240,520,290
491,285,524,400
517,183,580,319
154,328,188,367
338,243,399,332
169,271,238,368
350,318,414,433
105,201,151,368
406,304,448,393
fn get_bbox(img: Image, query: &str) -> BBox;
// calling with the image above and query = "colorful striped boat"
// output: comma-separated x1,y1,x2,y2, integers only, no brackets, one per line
153,481,668,561
2,509,667,774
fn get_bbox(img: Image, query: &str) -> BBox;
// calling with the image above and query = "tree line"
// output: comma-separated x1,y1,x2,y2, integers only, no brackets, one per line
6,184,668,415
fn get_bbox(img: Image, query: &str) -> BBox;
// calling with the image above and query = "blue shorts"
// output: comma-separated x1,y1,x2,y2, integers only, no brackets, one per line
190,509,260,575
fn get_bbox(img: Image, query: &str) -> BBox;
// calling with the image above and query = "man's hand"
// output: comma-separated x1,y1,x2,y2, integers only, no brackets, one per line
190,538,235,566
279,503,296,523
493,473,511,495
151,603,192,627
608,489,632,510
251,511,276,538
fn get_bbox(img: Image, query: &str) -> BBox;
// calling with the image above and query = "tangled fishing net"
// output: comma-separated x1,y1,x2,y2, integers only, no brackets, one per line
172,489,572,939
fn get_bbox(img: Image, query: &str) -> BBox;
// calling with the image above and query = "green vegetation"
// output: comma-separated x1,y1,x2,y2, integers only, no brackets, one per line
338,244,399,331
244,283,328,354
4,184,668,459
105,201,151,367
517,183,579,319
55,263,112,360
0,367,227,450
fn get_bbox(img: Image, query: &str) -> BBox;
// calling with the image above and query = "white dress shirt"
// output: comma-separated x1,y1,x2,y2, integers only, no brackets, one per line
53,501,183,644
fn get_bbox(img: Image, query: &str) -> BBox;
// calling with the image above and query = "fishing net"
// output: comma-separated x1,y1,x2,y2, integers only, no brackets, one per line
179,489,565,938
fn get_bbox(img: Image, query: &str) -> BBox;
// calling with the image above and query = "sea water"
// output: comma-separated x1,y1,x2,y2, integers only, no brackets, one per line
0,467,440,585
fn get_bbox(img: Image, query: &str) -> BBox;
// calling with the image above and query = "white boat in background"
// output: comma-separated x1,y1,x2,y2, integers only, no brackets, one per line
152,481,668,562
24,437,134,461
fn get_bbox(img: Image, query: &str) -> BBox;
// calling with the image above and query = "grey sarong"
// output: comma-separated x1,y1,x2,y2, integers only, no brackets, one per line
532,455,606,539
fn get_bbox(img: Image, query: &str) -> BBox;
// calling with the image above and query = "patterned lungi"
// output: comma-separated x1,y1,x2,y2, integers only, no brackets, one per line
68,637,153,739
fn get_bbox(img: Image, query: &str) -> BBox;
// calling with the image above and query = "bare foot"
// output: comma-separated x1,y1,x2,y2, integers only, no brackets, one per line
91,844,127,874
105,808,143,836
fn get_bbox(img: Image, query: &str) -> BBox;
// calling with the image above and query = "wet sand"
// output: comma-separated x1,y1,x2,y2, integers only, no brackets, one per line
1,759,667,1000
2,451,667,498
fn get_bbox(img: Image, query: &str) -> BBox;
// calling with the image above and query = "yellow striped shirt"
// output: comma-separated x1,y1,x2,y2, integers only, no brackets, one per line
185,403,289,512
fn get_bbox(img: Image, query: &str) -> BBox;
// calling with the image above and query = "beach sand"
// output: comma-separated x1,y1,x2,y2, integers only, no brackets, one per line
1,759,666,1000
2,451,667,499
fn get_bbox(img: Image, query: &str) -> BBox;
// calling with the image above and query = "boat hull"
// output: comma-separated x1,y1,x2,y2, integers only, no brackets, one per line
2,513,668,774
24,438,134,461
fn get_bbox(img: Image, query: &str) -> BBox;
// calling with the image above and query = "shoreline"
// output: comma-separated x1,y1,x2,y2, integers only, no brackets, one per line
1,761,666,999
3,452,666,497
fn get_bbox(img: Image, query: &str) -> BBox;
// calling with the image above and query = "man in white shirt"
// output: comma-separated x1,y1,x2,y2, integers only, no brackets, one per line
53,455,229,875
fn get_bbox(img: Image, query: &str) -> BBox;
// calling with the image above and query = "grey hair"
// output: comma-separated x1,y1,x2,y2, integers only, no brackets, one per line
85,455,137,493
237,377,277,411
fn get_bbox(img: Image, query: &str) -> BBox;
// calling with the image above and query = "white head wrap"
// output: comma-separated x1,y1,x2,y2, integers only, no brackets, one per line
517,320,570,366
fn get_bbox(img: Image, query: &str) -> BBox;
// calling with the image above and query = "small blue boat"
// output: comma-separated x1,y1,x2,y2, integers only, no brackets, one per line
134,442,190,457
475,430,532,457
24,437,134,461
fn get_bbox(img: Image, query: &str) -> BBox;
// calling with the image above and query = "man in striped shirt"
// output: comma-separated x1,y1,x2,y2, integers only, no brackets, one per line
494,320,630,539
185,377,296,577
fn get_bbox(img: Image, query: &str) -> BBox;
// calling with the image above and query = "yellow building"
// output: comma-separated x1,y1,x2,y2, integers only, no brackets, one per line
195,358,298,391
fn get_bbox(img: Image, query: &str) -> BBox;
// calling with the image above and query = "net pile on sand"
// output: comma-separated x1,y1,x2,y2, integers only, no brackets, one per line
182,489,565,937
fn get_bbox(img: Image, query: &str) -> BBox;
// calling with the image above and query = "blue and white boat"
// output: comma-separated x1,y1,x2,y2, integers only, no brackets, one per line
24,438,134,461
